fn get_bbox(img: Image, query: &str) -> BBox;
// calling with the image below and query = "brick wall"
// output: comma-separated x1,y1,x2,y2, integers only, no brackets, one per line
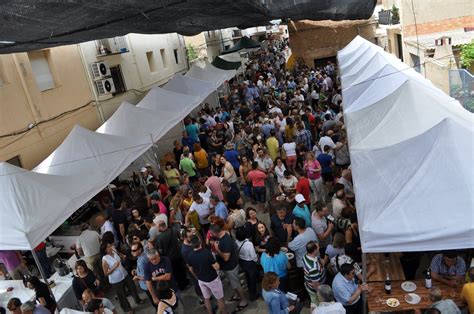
289,20,377,67
403,16,474,36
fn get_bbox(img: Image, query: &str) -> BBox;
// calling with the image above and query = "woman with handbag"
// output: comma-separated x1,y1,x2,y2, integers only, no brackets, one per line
72,260,101,302
235,228,259,301
101,242,142,313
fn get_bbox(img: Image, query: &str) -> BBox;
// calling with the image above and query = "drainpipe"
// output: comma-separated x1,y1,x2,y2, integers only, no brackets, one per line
78,44,106,123
12,54,43,136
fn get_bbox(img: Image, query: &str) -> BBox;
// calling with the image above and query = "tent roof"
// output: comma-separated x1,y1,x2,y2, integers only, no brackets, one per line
0,55,232,250
0,0,376,54
0,162,104,250
221,36,262,55
185,64,235,88
211,56,242,70
338,36,474,253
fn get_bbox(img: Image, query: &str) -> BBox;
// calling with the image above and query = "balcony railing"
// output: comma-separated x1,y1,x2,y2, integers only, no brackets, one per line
449,69,474,112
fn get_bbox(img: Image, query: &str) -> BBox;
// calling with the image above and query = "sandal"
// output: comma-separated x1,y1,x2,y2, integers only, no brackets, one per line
235,303,248,312
229,295,241,302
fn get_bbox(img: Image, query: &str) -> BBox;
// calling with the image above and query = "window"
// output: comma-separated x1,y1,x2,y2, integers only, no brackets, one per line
410,53,421,73
160,49,167,68
173,49,179,64
146,51,157,73
224,45,231,50
6,155,22,168
28,50,56,91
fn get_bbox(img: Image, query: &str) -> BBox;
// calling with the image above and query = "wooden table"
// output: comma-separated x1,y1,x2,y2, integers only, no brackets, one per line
367,279,464,312
367,253,406,282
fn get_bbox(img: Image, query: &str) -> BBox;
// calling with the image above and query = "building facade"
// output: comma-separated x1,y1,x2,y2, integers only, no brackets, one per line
0,33,188,169
380,0,473,93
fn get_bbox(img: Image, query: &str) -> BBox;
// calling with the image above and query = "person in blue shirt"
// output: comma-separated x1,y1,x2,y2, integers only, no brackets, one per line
260,237,290,292
184,118,200,144
130,242,154,306
292,194,311,227
210,195,228,222
332,263,369,314
223,142,240,174
317,145,334,185
262,272,303,314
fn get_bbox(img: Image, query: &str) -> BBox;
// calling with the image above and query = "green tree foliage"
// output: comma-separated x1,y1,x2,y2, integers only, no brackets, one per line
460,42,474,68
187,44,198,61
391,5,400,24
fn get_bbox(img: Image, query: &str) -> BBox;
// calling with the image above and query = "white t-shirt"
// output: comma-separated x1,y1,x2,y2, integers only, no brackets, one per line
189,198,211,225
281,176,298,192
318,136,336,152
283,142,297,157
76,230,100,257
313,302,346,314
331,197,346,219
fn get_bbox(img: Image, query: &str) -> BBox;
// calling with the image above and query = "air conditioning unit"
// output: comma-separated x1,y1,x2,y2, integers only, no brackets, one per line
95,78,115,96
91,62,110,80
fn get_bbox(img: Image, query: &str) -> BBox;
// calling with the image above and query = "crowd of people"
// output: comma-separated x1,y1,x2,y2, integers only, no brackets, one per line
1,38,473,314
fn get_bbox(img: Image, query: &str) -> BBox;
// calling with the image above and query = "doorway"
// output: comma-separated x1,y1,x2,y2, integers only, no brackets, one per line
396,34,404,61
109,65,126,95
313,56,337,69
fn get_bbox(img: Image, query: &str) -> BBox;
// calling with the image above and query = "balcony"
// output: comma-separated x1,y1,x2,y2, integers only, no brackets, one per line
96,36,129,56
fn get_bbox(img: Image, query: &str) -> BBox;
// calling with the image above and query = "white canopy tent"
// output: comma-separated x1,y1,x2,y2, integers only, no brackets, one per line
0,64,236,250
0,162,104,250
185,64,235,89
337,36,474,253
163,74,216,97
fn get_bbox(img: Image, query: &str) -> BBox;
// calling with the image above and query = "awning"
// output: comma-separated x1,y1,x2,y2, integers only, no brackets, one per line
211,56,242,70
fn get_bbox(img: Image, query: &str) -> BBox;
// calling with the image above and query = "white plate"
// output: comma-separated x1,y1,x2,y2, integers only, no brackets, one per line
401,281,417,292
280,247,288,253
404,293,421,305
286,252,294,260
386,298,400,308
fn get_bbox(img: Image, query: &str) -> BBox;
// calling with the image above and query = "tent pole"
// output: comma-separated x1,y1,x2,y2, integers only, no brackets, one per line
31,250,59,310
362,252,367,314
149,134,162,176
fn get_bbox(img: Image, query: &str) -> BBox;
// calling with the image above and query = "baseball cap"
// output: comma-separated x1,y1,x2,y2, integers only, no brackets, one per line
140,167,147,173
295,194,305,203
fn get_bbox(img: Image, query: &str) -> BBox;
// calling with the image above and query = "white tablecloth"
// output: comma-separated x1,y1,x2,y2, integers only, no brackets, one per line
0,272,76,309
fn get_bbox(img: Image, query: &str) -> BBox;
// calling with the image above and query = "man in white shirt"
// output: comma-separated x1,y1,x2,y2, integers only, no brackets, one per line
313,284,346,314
318,131,336,157
76,223,101,276
189,193,212,233
95,215,118,246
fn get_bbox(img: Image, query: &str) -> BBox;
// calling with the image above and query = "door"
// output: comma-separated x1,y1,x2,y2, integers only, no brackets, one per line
109,65,126,95
396,34,404,61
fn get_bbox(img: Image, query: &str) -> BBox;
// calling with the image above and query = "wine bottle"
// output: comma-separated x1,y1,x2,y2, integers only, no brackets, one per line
384,273,392,294
425,268,432,289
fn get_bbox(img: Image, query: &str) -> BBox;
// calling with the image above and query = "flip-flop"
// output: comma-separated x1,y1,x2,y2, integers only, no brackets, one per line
235,303,248,312
229,295,241,302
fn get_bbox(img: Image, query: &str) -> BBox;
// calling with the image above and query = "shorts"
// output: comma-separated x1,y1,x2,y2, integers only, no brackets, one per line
286,156,297,168
224,266,242,290
198,276,224,300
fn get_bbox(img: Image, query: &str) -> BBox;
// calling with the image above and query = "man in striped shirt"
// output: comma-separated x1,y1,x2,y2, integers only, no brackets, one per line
303,240,326,310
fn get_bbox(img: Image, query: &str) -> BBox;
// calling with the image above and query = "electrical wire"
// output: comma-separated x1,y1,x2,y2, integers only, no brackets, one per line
0,88,148,139
410,0,422,76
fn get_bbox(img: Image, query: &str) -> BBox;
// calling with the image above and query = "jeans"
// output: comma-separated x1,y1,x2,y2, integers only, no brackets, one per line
112,275,141,312
253,186,266,203
243,183,253,198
